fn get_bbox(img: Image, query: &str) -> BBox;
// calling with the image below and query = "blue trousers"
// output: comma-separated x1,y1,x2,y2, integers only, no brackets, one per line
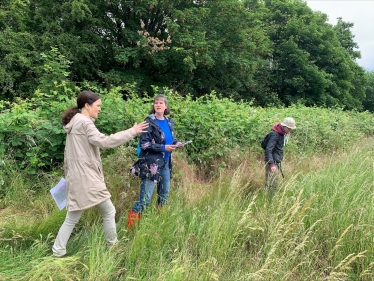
132,161,170,213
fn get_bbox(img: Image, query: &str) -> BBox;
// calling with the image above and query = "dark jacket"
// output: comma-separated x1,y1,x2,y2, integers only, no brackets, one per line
131,114,177,181
264,123,286,166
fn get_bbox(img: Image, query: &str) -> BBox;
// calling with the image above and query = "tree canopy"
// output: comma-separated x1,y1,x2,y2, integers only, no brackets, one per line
0,0,371,111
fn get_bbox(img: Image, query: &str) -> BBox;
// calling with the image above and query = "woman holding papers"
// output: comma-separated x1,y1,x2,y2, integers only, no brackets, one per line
52,90,148,257
128,95,184,229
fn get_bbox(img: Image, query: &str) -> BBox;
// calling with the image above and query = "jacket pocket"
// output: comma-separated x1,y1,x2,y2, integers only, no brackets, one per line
84,161,103,180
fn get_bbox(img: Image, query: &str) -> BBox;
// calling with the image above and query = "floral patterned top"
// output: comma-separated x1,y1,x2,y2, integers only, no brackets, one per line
131,114,177,182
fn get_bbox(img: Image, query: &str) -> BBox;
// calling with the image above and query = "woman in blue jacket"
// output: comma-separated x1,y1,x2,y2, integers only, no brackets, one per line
128,95,183,228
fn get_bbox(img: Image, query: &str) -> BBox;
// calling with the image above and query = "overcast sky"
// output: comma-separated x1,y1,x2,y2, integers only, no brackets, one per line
305,0,374,71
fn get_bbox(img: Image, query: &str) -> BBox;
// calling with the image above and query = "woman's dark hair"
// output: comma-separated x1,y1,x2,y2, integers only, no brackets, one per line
149,94,171,115
62,90,100,125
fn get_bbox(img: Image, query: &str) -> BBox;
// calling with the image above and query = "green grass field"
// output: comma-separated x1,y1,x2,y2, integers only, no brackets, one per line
1,138,373,281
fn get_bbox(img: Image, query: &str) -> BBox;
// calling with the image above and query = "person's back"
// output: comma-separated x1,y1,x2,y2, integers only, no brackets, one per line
64,113,100,162
52,90,148,257
264,123,286,166
63,113,110,211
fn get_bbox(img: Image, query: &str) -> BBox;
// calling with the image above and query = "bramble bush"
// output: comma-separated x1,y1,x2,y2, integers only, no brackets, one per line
0,49,373,177
169,97,374,167
1,88,374,175
1,88,374,174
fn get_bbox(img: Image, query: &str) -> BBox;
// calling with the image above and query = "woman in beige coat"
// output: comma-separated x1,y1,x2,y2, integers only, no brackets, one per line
52,90,148,257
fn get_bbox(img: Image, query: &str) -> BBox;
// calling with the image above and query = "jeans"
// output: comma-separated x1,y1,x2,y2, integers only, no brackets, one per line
132,161,170,213
52,199,117,257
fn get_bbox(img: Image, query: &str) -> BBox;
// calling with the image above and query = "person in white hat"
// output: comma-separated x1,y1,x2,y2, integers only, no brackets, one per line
262,117,296,195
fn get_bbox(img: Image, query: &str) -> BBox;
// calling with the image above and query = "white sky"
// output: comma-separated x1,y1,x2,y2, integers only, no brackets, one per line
305,0,374,71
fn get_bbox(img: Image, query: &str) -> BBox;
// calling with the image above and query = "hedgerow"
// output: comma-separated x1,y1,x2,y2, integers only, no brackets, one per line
0,48,374,176
2,49,372,175
1,86,373,174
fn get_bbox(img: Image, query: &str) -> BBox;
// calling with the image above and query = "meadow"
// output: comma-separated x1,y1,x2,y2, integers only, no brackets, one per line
0,134,373,280
1,90,374,280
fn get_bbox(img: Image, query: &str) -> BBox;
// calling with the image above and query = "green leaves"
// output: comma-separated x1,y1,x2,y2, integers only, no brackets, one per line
1,82,374,174
0,0,370,111
363,71,374,112
261,0,366,110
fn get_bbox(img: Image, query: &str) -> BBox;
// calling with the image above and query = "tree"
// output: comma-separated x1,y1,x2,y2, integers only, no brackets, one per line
333,18,360,60
28,0,108,83
0,0,38,100
184,0,270,100
260,0,366,110
0,0,369,110
98,0,269,100
363,71,374,112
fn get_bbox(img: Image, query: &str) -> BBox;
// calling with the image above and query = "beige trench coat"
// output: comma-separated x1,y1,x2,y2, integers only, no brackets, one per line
64,113,137,211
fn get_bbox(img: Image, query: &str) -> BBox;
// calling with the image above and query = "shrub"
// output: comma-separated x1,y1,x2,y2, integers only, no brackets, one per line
1,50,373,176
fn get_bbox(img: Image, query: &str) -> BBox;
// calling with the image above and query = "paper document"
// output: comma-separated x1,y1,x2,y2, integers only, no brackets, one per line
176,140,192,147
50,178,67,210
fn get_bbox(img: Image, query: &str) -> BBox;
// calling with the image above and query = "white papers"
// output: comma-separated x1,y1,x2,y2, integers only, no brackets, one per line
50,178,67,210
176,140,193,147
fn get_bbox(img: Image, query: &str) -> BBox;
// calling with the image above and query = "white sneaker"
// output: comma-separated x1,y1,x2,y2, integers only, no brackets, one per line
52,251,66,258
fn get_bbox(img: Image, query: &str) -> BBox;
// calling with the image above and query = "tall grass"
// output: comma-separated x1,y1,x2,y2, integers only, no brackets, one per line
1,138,373,280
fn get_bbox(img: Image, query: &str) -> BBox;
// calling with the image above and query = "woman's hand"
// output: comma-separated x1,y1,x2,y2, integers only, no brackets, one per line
175,142,184,148
132,121,149,134
165,145,177,152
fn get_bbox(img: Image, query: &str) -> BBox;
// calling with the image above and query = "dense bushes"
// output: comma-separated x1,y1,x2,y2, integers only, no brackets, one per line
1,85,373,174
2,48,372,175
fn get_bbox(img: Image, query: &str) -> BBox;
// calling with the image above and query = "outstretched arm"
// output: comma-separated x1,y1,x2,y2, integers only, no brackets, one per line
86,120,149,148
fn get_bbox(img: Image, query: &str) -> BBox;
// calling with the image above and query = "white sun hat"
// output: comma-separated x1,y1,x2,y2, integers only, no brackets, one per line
281,117,296,129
